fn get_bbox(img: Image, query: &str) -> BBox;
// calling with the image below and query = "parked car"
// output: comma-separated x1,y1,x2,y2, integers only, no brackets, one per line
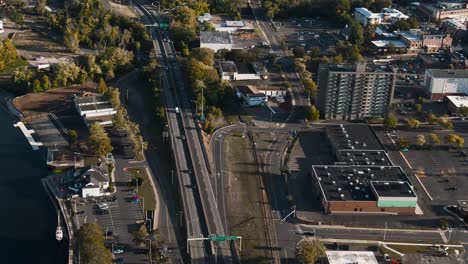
98,203,109,210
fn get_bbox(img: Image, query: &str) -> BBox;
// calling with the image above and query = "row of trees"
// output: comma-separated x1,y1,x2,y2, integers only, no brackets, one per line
384,113,454,130
12,49,134,94
185,48,229,133
77,223,112,264
397,133,464,149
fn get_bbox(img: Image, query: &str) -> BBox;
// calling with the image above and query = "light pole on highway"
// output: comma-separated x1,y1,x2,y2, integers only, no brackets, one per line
190,100,198,117
383,221,388,241
151,1,160,12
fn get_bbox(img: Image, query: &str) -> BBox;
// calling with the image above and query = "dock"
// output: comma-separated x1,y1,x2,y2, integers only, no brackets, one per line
14,121,43,150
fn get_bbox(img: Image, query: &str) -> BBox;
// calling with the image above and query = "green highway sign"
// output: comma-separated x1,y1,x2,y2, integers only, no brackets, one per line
209,235,239,242
159,23,169,28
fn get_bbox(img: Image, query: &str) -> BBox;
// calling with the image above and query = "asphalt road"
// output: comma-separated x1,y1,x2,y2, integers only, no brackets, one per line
136,2,236,263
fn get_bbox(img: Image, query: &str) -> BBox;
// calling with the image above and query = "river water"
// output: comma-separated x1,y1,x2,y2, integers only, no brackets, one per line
0,91,67,263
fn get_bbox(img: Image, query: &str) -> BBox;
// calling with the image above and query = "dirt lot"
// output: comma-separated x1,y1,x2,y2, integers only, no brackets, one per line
13,83,97,119
224,135,270,263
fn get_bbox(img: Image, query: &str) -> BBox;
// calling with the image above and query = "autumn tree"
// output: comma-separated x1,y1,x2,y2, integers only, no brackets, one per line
97,77,108,95
107,87,121,109
77,223,112,264
429,133,441,145
416,134,426,146
397,137,410,149
405,118,421,129
384,113,398,130
296,239,326,264
87,123,113,157
438,116,454,130
427,113,438,125
445,134,464,148
306,105,320,122
132,224,148,246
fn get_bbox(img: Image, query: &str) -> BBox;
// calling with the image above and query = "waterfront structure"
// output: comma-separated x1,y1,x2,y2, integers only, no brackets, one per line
74,95,117,126
317,63,397,120
424,69,468,100
68,165,110,197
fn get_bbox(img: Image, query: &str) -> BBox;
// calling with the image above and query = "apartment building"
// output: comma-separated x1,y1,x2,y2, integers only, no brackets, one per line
418,2,468,22
317,63,397,120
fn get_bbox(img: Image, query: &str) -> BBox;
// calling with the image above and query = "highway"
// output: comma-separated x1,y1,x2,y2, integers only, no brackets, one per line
135,2,236,263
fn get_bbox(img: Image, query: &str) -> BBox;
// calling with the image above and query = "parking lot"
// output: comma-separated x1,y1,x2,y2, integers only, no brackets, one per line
74,165,147,263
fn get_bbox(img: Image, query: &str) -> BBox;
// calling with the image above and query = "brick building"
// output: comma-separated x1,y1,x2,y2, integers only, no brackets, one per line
310,125,417,214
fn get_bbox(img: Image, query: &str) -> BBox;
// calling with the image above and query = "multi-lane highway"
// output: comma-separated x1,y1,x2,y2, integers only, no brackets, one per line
135,2,236,263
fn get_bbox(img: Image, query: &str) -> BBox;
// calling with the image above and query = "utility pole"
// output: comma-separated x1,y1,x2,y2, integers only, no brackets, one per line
383,221,388,241
201,86,205,120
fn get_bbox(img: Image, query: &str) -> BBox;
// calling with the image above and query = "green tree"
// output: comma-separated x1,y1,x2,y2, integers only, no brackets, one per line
440,218,449,230
87,123,113,157
384,113,398,130
348,45,363,63
387,42,396,54
41,75,50,91
459,106,468,116
405,118,421,129
97,77,108,95
302,78,318,101
69,129,78,144
296,239,326,264
429,133,440,145
132,224,148,246
77,223,112,264
397,137,410,149
191,48,215,66
293,46,306,58
107,87,121,109
415,104,422,113
349,20,364,45
113,107,127,129
305,105,320,121
32,79,42,93
64,25,80,52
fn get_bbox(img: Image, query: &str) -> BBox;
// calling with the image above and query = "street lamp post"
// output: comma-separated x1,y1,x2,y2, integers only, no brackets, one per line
190,100,198,117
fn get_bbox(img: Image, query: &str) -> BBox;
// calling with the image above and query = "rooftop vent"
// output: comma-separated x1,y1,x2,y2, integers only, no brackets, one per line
384,182,390,185
363,142,367,147
332,181,336,185
338,188,342,192
380,166,385,170
355,186,360,190
340,194,345,200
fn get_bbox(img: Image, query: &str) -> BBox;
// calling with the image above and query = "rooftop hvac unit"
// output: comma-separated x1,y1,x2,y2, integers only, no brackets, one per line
363,142,367,147
367,168,371,172
327,173,331,176
355,187,360,190
347,152,351,156
338,188,342,192
399,181,404,184
380,166,385,170
347,139,351,143
356,179,359,183
346,134,349,138
353,169,357,172
372,162,375,165
351,146,355,149
332,181,336,185
362,152,366,156
370,173,375,178
355,141,359,145
324,166,328,169
318,177,322,181
381,158,385,161
384,182,390,185
340,124,344,128
377,151,381,155
349,159,353,162
366,161,370,165
350,182,354,186
408,190,412,194
340,194,345,200
365,195,369,199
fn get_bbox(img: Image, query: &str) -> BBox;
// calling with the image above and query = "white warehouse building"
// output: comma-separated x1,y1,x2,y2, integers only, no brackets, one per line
424,69,468,100
200,31,232,52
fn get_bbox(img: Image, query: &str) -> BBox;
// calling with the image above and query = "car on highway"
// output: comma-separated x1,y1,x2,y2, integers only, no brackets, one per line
401,148,409,152
113,246,124,254
175,107,180,113
302,231,315,236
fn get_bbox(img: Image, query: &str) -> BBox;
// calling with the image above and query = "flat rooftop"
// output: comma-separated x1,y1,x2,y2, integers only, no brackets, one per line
313,165,413,201
427,69,468,79
326,251,378,264
218,61,237,73
236,62,256,74
75,96,109,105
337,150,392,166
372,40,407,48
326,124,383,151
200,31,231,44
371,181,416,198
79,102,114,112
446,96,468,107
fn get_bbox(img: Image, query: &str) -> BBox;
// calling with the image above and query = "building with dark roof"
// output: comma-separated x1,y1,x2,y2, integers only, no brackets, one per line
311,124,418,214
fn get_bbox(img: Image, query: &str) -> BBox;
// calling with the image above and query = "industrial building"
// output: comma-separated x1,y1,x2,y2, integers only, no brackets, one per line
326,251,378,264
74,95,117,126
311,124,418,214
235,85,267,106
317,63,397,120
424,69,468,100
199,31,233,52
217,61,267,81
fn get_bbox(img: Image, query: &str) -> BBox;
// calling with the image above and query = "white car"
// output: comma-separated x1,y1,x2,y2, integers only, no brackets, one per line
175,107,180,114
98,203,108,210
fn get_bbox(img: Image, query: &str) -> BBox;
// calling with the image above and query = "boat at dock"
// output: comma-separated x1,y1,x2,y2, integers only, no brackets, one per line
56,211,63,242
